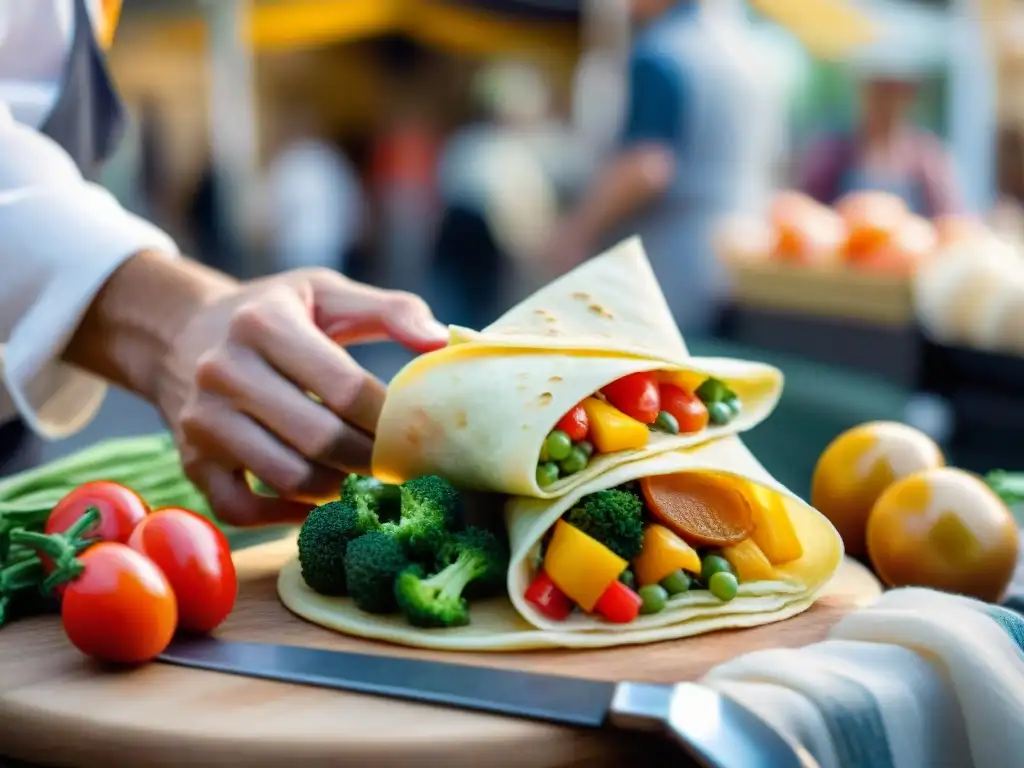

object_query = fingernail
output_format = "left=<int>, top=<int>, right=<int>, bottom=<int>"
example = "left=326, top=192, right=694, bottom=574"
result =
left=419, top=317, right=449, bottom=341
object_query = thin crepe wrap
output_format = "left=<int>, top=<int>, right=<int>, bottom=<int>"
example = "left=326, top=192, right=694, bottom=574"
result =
left=371, top=238, right=783, bottom=498
left=278, top=437, right=844, bottom=652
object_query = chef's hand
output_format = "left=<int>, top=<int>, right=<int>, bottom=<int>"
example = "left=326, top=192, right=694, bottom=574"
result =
left=156, top=268, right=448, bottom=526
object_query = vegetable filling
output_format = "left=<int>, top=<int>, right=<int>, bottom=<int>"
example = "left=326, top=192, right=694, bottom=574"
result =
left=536, top=374, right=742, bottom=488
left=525, top=473, right=803, bottom=625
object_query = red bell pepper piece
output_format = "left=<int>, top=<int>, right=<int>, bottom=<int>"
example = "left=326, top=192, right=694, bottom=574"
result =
left=602, top=372, right=661, bottom=424
left=555, top=403, right=590, bottom=442
left=594, top=579, right=642, bottom=624
left=524, top=570, right=573, bottom=621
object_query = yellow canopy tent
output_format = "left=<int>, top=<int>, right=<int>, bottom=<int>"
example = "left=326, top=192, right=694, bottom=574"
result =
left=149, top=0, right=578, bottom=58
left=144, top=0, right=876, bottom=59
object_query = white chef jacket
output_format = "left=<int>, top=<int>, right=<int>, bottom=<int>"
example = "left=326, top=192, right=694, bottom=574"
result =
left=0, top=0, right=179, bottom=439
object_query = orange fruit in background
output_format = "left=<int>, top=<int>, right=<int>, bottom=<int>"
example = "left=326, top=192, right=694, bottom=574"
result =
left=810, top=421, right=945, bottom=557
left=866, top=467, right=1019, bottom=602
left=854, top=214, right=938, bottom=277
left=836, top=191, right=909, bottom=262
left=769, top=190, right=846, bottom=265
left=933, top=214, right=987, bottom=247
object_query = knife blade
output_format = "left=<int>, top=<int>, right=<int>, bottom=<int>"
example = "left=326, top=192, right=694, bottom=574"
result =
left=159, top=636, right=801, bottom=768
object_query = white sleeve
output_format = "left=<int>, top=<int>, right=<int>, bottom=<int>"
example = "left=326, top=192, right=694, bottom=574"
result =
left=0, top=104, right=180, bottom=439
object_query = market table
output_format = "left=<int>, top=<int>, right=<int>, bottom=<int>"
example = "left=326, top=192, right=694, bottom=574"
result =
left=0, top=533, right=880, bottom=768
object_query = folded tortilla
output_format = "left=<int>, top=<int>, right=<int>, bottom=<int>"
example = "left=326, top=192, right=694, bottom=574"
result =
left=278, top=436, right=844, bottom=651
left=371, top=238, right=784, bottom=498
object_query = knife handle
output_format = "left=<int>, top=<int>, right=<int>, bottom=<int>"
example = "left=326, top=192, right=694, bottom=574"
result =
left=608, top=682, right=806, bottom=768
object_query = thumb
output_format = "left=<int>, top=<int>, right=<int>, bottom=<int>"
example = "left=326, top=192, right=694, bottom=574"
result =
left=310, top=272, right=449, bottom=353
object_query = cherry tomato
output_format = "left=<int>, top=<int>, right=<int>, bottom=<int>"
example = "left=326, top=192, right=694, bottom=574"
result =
left=658, top=384, right=710, bottom=434
left=46, top=481, right=149, bottom=546
left=61, top=542, right=177, bottom=665
left=593, top=579, right=642, bottom=624
left=43, top=481, right=150, bottom=592
left=128, top=508, right=237, bottom=634
left=524, top=570, right=573, bottom=620
left=602, top=373, right=660, bottom=424
left=555, top=404, right=589, bottom=442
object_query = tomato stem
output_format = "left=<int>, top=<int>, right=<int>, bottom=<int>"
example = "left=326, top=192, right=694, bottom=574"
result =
left=64, top=507, right=101, bottom=541
left=6, top=508, right=99, bottom=595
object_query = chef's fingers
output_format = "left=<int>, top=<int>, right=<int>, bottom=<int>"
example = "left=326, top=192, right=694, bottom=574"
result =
left=194, top=343, right=373, bottom=470
left=309, top=271, right=449, bottom=353
left=179, top=395, right=346, bottom=501
left=228, top=287, right=387, bottom=437
left=191, top=462, right=314, bottom=527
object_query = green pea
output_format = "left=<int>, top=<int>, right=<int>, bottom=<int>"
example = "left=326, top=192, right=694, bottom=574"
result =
left=724, top=396, right=742, bottom=417
left=576, top=440, right=595, bottom=457
left=709, top=571, right=739, bottom=602
left=654, top=410, right=680, bottom=435
left=638, top=584, right=669, bottom=615
left=559, top=446, right=590, bottom=476
left=536, top=462, right=560, bottom=488
left=695, top=378, right=730, bottom=405
left=708, top=401, right=733, bottom=426
left=544, top=430, right=573, bottom=461
left=701, top=554, right=734, bottom=584
left=619, top=570, right=636, bottom=590
left=660, top=570, right=691, bottom=595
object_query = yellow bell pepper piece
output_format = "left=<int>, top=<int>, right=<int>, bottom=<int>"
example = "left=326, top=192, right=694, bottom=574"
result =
left=581, top=397, right=650, bottom=454
left=721, top=538, right=777, bottom=582
left=745, top=482, right=804, bottom=564
left=632, top=524, right=702, bottom=586
left=543, top=520, right=627, bottom=611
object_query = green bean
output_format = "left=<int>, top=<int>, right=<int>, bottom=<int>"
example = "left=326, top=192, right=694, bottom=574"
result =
left=0, top=433, right=172, bottom=498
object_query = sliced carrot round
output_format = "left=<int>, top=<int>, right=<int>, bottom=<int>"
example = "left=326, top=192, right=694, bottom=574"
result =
left=639, top=474, right=754, bottom=547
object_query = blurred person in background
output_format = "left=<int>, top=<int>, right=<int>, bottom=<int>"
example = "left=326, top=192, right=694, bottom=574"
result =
left=368, top=104, right=441, bottom=294
left=0, top=0, right=448, bottom=526
left=262, top=105, right=366, bottom=276
left=796, top=21, right=963, bottom=218
left=990, top=126, right=1024, bottom=244
left=548, top=0, right=782, bottom=336
left=433, top=61, right=561, bottom=329
left=572, top=0, right=631, bottom=164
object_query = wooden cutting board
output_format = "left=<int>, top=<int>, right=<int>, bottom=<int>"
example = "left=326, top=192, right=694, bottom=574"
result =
left=0, top=534, right=881, bottom=768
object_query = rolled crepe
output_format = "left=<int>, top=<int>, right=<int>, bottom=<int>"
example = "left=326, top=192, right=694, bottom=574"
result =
left=371, top=238, right=784, bottom=498
left=278, top=437, right=844, bottom=652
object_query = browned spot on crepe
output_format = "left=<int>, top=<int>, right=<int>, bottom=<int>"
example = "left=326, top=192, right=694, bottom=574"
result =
left=537, top=392, right=553, bottom=406
left=406, top=408, right=442, bottom=449
left=571, top=291, right=591, bottom=301
left=453, top=410, right=468, bottom=429
left=588, top=303, right=613, bottom=319
left=549, top=376, right=563, bottom=383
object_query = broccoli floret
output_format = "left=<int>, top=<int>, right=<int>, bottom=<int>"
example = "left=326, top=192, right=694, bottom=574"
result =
left=384, top=475, right=463, bottom=562
left=297, top=499, right=381, bottom=595
left=394, top=527, right=509, bottom=628
left=402, top=474, right=461, bottom=522
left=344, top=531, right=410, bottom=614
left=436, top=526, right=509, bottom=598
left=564, top=489, right=645, bottom=559
left=341, top=473, right=401, bottom=522
left=393, top=565, right=469, bottom=628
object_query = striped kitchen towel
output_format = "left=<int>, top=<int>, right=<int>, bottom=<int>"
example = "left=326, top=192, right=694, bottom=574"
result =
left=702, top=588, right=1024, bottom=768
